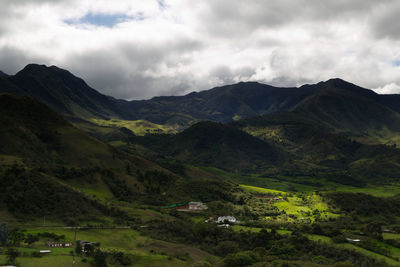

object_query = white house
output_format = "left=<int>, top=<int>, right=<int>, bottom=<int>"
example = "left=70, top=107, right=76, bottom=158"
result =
left=188, top=202, right=208, bottom=210
left=217, top=216, right=237, bottom=224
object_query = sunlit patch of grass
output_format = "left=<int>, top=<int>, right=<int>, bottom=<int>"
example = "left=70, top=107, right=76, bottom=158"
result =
left=239, top=184, right=286, bottom=195
left=90, top=118, right=178, bottom=136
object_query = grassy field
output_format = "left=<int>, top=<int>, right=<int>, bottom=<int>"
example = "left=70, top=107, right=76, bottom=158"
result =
left=0, top=255, right=91, bottom=267
left=334, top=184, right=400, bottom=197
left=240, top=184, right=286, bottom=195
left=9, top=227, right=215, bottom=266
left=90, top=118, right=178, bottom=135
left=238, top=184, right=339, bottom=223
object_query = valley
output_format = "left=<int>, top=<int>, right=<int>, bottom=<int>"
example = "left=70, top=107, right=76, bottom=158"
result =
left=1, top=65, right=400, bottom=266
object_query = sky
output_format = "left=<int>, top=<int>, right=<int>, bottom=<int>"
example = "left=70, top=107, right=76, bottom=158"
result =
left=0, top=0, right=400, bottom=100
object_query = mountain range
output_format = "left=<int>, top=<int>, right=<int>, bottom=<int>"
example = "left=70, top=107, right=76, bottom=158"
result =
left=2, top=64, right=400, bottom=129
left=1, top=63, right=400, bottom=185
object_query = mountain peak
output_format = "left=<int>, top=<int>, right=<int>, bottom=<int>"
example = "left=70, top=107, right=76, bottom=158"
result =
left=324, top=78, right=356, bottom=87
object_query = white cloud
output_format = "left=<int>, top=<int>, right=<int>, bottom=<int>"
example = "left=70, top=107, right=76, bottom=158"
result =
left=0, top=0, right=400, bottom=99
left=374, top=83, right=400, bottom=94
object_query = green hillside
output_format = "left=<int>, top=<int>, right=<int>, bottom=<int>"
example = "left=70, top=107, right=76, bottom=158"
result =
left=133, top=121, right=284, bottom=172
left=0, top=93, right=239, bottom=224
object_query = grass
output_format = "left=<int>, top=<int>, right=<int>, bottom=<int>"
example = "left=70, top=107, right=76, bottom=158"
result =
left=238, top=184, right=340, bottom=223
left=25, top=228, right=144, bottom=252
left=240, top=184, right=286, bottom=195
left=200, top=166, right=332, bottom=192
left=231, top=225, right=262, bottom=233
left=1, top=255, right=91, bottom=267
left=383, top=233, right=400, bottom=240
left=64, top=178, right=114, bottom=202
left=340, top=243, right=399, bottom=265
left=18, top=227, right=214, bottom=266
left=90, top=118, right=178, bottom=136
left=333, top=184, right=400, bottom=197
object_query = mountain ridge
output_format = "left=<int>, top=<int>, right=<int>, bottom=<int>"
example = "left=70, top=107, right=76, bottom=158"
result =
left=3, top=64, right=400, bottom=128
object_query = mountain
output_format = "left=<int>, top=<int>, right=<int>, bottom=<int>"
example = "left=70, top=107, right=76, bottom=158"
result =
left=1, top=64, right=127, bottom=120
left=122, top=81, right=317, bottom=125
left=129, top=78, right=400, bottom=181
left=291, top=79, right=400, bottom=136
left=133, top=121, right=282, bottom=172
left=2, top=64, right=400, bottom=133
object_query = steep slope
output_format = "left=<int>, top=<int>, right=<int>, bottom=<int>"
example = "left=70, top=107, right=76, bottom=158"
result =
left=124, top=82, right=317, bottom=125
left=0, top=93, right=130, bottom=168
left=1, top=64, right=126, bottom=120
left=133, top=121, right=283, bottom=172
left=291, top=79, right=400, bottom=144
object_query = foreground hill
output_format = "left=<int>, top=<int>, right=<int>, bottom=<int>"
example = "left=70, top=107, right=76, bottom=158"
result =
left=0, top=93, right=129, bottom=168
left=0, top=93, right=238, bottom=223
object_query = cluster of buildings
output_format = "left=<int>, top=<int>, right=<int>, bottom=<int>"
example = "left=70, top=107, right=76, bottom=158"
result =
left=46, top=242, right=72, bottom=247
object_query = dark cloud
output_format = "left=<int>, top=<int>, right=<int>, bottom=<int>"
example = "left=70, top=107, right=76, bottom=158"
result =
left=0, top=0, right=400, bottom=99
left=63, top=38, right=204, bottom=100
left=196, top=0, right=391, bottom=38
left=0, top=47, right=49, bottom=74
left=371, top=2, right=400, bottom=39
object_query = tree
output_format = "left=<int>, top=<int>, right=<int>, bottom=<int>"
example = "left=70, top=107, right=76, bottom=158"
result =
left=25, top=234, right=39, bottom=246
left=93, top=249, right=108, bottom=267
left=0, top=222, right=8, bottom=246
left=8, top=229, right=25, bottom=246
left=6, top=248, right=20, bottom=265
left=364, top=222, right=382, bottom=240
left=75, top=240, right=82, bottom=255
left=216, top=241, right=240, bottom=256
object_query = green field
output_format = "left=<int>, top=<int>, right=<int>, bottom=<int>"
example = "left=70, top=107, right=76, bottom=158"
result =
left=5, top=227, right=216, bottom=266
left=240, top=184, right=286, bottom=195
left=90, top=118, right=178, bottom=135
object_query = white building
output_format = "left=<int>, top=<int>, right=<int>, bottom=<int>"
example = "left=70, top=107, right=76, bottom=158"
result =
left=217, top=216, right=237, bottom=224
left=188, top=202, right=208, bottom=210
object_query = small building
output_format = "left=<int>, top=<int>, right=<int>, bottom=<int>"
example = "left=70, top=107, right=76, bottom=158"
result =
left=346, top=238, right=361, bottom=242
left=39, top=250, right=51, bottom=253
left=47, top=242, right=72, bottom=247
left=217, top=216, right=237, bottom=224
left=217, top=224, right=230, bottom=228
left=383, top=229, right=396, bottom=233
left=188, top=202, right=208, bottom=210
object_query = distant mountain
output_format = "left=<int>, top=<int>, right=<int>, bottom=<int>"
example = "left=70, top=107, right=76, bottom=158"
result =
left=2, top=64, right=400, bottom=132
left=123, top=81, right=317, bottom=125
left=291, top=79, right=400, bottom=141
left=0, top=64, right=127, bottom=120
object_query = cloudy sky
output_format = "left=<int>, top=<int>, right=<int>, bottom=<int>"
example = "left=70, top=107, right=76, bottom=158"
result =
left=0, top=0, right=400, bottom=99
